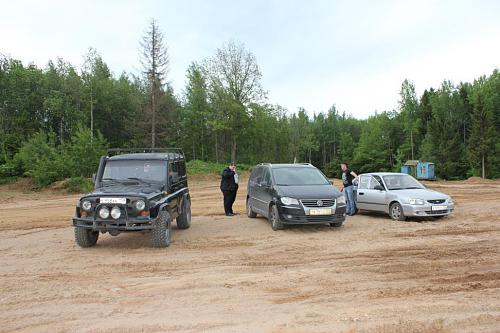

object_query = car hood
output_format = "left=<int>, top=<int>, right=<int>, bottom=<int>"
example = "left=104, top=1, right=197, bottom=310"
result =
left=390, top=188, right=449, bottom=200
left=276, top=184, right=342, bottom=199
left=87, top=183, right=163, bottom=197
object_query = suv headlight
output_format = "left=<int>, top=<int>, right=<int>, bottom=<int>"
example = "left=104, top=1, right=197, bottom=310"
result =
left=110, top=206, right=121, bottom=219
left=81, top=200, right=92, bottom=211
left=336, top=196, right=346, bottom=204
left=281, top=197, right=299, bottom=205
left=409, top=198, right=425, bottom=205
left=135, top=200, right=146, bottom=211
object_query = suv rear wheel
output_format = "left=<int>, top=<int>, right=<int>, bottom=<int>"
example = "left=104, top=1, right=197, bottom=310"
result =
left=152, top=210, right=172, bottom=247
left=269, top=204, right=284, bottom=231
left=74, top=227, right=99, bottom=247
left=176, top=198, right=192, bottom=229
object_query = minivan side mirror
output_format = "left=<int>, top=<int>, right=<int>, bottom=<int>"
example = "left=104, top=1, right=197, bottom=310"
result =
left=374, top=184, right=384, bottom=191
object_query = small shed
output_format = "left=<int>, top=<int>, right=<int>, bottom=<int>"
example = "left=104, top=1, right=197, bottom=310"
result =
left=416, top=162, right=435, bottom=180
left=401, top=160, right=435, bottom=180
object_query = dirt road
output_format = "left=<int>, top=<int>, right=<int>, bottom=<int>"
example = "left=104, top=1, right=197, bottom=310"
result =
left=1, top=177, right=499, bottom=333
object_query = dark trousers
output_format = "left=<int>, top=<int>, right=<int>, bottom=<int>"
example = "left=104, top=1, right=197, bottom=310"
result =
left=222, top=189, right=237, bottom=215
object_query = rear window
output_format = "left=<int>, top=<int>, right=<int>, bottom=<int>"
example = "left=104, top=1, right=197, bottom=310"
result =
left=273, top=167, right=330, bottom=186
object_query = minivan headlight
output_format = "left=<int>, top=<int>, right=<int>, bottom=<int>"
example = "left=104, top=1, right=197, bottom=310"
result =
left=281, top=197, right=299, bottom=205
left=409, top=198, right=425, bottom=205
left=336, top=196, right=346, bottom=204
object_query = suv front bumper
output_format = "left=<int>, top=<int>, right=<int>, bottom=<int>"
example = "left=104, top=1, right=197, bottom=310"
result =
left=73, top=216, right=155, bottom=231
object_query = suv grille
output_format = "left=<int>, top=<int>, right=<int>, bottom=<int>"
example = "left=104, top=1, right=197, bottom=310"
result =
left=427, top=199, right=446, bottom=204
left=300, top=199, right=335, bottom=207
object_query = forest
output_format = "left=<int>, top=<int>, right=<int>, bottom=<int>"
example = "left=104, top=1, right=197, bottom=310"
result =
left=1, top=20, right=499, bottom=188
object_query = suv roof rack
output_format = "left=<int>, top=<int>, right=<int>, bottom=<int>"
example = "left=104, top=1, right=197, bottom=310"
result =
left=107, top=147, right=185, bottom=159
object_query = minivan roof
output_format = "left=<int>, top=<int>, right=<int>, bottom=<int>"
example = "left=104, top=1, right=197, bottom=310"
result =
left=257, top=163, right=315, bottom=169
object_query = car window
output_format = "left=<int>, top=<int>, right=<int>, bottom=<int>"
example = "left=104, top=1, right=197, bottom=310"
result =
left=383, top=174, right=424, bottom=190
left=251, top=166, right=263, bottom=184
left=369, top=176, right=383, bottom=190
left=103, top=160, right=166, bottom=183
left=262, top=168, right=271, bottom=185
left=169, top=161, right=179, bottom=183
left=273, top=167, right=329, bottom=186
left=178, top=161, right=186, bottom=177
left=358, top=175, right=369, bottom=189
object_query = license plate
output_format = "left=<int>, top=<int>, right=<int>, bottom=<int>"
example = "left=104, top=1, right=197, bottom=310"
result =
left=100, top=197, right=126, bottom=204
left=309, top=208, right=332, bottom=215
left=431, top=205, right=447, bottom=211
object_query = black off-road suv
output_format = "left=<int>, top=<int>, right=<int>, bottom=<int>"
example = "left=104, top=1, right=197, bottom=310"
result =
left=72, top=148, right=191, bottom=248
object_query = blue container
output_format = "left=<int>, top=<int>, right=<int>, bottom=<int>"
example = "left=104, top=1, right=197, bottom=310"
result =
left=401, top=165, right=411, bottom=175
left=417, top=162, right=435, bottom=180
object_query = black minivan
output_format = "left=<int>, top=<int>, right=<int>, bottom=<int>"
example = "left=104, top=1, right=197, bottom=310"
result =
left=246, top=163, right=346, bottom=230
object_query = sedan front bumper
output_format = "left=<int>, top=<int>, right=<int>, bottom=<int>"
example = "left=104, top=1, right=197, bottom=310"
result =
left=402, top=203, right=454, bottom=217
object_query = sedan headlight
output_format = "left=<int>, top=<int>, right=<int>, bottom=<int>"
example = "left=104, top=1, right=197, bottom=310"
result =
left=135, top=200, right=146, bottom=211
left=409, top=198, right=425, bottom=205
left=281, top=197, right=299, bottom=205
left=447, top=198, right=454, bottom=204
left=110, top=206, right=121, bottom=219
left=336, top=196, right=346, bottom=204
left=99, top=207, right=110, bottom=219
left=81, top=200, right=92, bottom=211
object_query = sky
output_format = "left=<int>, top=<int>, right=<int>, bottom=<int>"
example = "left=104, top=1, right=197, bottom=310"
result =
left=1, top=0, right=499, bottom=118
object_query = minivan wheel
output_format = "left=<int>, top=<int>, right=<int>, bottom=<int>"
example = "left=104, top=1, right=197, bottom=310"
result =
left=390, top=202, right=407, bottom=221
left=246, top=199, right=257, bottom=218
left=269, top=205, right=284, bottom=231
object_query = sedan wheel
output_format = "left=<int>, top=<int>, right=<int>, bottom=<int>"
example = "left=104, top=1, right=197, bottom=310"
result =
left=390, top=202, right=407, bottom=221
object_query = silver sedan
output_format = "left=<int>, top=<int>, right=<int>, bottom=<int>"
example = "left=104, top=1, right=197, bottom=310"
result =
left=354, top=172, right=454, bottom=221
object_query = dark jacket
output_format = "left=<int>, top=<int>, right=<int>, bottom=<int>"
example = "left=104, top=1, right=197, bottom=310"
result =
left=220, top=167, right=238, bottom=192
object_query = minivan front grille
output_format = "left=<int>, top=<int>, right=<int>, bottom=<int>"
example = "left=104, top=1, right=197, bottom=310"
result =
left=427, top=199, right=446, bottom=204
left=300, top=199, right=335, bottom=207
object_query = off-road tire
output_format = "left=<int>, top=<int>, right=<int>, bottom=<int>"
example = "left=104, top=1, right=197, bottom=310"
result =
left=329, top=222, right=343, bottom=227
left=74, top=227, right=99, bottom=248
left=246, top=198, right=257, bottom=218
left=152, top=210, right=172, bottom=248
left=269, top=204, right=284, bottom=231
left=390, top=202, right=407, bottom=221
left=176, top=198, right=192, bottom=229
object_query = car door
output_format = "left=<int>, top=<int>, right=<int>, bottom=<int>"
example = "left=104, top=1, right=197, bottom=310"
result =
left=360, top=175, right=387, bottom=212
left=356, top=175, right=370, bottom=210
left=258, top=167, right=273, bottom=216
left=248, top=166, right=265, bottom=215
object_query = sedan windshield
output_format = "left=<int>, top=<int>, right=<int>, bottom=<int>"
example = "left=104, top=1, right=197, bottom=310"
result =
left=102, top=160, right=166, bottom=183
left=273, top=167, right=330, bottom=186
left=383, top=174, right=424, bottom=190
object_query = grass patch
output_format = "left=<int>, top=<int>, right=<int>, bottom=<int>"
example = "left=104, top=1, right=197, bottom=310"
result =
left=186, top=160, right=253, bottom=176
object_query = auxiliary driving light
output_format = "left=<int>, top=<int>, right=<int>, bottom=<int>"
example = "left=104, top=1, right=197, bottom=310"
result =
left=99, top=207, right=110, bottom=219
left=110, top=206, right=121, bottom=219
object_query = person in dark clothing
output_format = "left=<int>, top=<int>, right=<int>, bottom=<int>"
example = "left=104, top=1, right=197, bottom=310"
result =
left=341, top=162, right=358, bottom=216
left=220, top=162, right=239, bottom=216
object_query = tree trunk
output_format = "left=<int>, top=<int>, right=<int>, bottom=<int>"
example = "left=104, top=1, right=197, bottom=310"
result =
left=482, top=153, right=485, bottom=179
left=90, top=87, right=93, bottom=142
left=410, top=131, right=414, bottom=160
left=215, top=135, right=219, bottom=164
left=151, top=89, right=156, bottom=148
left=231, top=135, right=237, bottom=163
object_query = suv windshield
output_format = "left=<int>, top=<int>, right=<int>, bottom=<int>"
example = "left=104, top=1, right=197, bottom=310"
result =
left=383, top=174, right=424, bottom=190
left=102, top=160, right=166, bottom=183
left=273, top=167, right=330, bottom=186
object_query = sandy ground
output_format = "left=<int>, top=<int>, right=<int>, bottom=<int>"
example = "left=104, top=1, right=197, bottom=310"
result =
left=0, top=176, right=499, bottom=333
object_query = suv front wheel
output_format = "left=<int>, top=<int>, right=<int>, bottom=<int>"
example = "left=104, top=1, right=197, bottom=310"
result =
left=74, top=227, right=99, bottom=247
left=152, top=210, right=172, bottom=247
left=269, top=204, right=284, bottom=231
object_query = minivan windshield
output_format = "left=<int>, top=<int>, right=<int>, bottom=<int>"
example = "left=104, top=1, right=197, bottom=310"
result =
left=382, top=174, right=424, bottom=190
left=102, top=160, right=166, bottom=183
left=273, top=167, right=330, bottom=186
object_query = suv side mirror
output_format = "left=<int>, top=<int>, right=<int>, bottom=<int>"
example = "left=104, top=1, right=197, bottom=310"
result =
left=374, top=184, right=384, bottom=191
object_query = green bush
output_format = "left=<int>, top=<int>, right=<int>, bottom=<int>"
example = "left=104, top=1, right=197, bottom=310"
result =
left=65, top=176, right=94, bottom=193
left=64, top=126, right=107, bottom=178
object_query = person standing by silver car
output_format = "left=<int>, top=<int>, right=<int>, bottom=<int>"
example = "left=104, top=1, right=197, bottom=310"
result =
left=341, top=162, right=358, bottom=215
